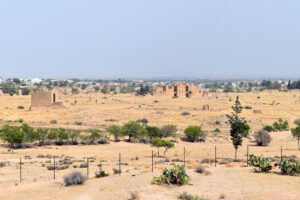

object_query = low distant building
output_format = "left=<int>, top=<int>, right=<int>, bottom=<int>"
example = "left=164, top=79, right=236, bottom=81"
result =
left=155, top=83, right=207, bottom=97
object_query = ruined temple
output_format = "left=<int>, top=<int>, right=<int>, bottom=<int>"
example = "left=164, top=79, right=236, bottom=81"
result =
left=155, top=83, right=207, bottom=97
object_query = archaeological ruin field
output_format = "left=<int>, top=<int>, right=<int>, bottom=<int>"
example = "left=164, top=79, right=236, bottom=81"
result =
left=0, top=91, right=300, bottom=200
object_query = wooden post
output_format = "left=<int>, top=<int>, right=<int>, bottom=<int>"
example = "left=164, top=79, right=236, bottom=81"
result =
left=19, top=158, right=22, bottom=182
left=247, top=145, right=249, bottom=167
left=215, top=145, right=217, bottom=167
left=119, top=153, right=121, bottom=175
left=183, top=147, right=186, bottom=168
left=152, top=150, right=154, bottom=173
left=53, top=156, right=56, bottom=180
left=87, top=157, right=89, bottom=179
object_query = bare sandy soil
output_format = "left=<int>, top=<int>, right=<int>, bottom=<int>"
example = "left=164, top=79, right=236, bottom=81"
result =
left=0, top=91, right=300, bottom=131
left=0, top=92, right=300, bottom=200
left=0, top=132, right=299, bottom=200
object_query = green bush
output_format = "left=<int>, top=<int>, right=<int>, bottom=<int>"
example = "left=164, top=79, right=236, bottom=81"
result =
left=184, top=126, right=203, bottom=142
left=50, top=120, right=57, bottom=124
left=178, top=192, right=205, bottom=200
left=17, top=106, right=24, bottom=109
left=244, top=106, right=252, bottom=109
left=262, top=125, right=273, bottom=132
left=278, top=158, right=300, bottom=176
left=152, top=165, right=189, bottom=185
left=248, top=154, right=272, bottom=172
left=74, top=121, right=83, bottom=126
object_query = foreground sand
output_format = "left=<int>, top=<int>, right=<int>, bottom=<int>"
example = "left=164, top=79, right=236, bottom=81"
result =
left=1, top=132, right=299, bottom=200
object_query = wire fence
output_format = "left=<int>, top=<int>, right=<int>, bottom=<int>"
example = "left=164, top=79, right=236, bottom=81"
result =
left=1, top=144, right=299, bottom=184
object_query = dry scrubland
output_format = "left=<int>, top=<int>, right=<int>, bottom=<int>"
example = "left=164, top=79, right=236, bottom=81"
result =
left=0, top=92, right=300, bottom=200
left=1, top=91, right=300, bottom=131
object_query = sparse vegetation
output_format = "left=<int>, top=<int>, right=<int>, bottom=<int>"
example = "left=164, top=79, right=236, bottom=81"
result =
left=63, top=171, right=86, bottom=186
left=152, top=165, right=189, bottom=185
left=184, top=126, right=204, bottom=142
left=278, top=158, right=300, bottom=176
left=254, top=130, right=272, bottom=146
left=248, top=154, right=272, bottom=172
left=178, top=192, right=204, bottom=200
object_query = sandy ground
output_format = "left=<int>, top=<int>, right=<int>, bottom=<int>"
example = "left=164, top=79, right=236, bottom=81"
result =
left=0, top=132, right=299, bottom=200
left=0, top=91, right=300, bottom=131
left=0, top=92, right=300, bottom=199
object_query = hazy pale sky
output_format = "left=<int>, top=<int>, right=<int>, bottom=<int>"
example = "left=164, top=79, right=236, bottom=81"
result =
left=0, top=0, right=299, bottom=78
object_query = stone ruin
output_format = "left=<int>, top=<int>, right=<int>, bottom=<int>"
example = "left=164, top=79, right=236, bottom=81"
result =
left=31, top=91, right=63, bottom=110
left=155, top=83, right=208, bottom=98
left=202, top=104, right=210, bottom=111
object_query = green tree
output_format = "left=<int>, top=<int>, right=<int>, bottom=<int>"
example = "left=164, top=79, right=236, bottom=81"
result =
left=151, top=138, right=174, bottom=157
left=88, top=129, right=101, bottom=144
left=226, top=96, right=250, bottom=161
left=294, top=118, right=300, bottom=126
left=21, top=88, right=30, bottom=95
left=107, top=125, right=122, bottom=142
left=57, top=128, right=69, bottom=144
left=35, top=128, right=49, bottom=145
left=47, top=128, right=59, bottom=143
left=152, top=138, right=162, bottom=157
left=21, top=124, right=36, bottom=143
left=0, top=125, right=25, bottom=148
left=184, top=126, right=203, bottom=142
left=71, top=88, right=79, bottom=94
left=291, top=127, right=300, bottom=150
left=146, top=126, right=160, bottom=142
left=68, top=130, right=81, bottom=144
left=122, top=121, right=146, bottom=142
left=159, top=125, right=177, bottom=139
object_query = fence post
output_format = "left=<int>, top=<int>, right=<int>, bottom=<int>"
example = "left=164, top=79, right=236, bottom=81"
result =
left=215, top=145, right=217, bottom=167
left=247, top=145, right=249, bottom=167
left=87, top=157, right=89, bottom=179
left=119, top=153, right=121, bottom=175
left=19, top=158, right=22, bottom=182
left=152, top=150, right=154, bottom=173
left=183, top=147, right=185, bottom=168
left=53, top=156, right=56, bottom=180
left=281, top=146, right=283, bottom=161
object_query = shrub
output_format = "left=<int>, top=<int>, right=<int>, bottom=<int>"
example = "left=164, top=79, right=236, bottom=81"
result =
left=278, top=158, right=300, bottom=176
left=181, top=112, right=190, bottom=116
left=50, top=120, right=57, bottom=124
left=184, top=126, right=203, bottom=142
left=63, top=171, right=86, bottom=186
left=178, top=192, right=206, bottom=200
left=213, top=128, right=221, bottom=133
left=244, top=106, right=252, bottom=109
left=74, top=121, right=83, bottom=126
left=194, top=164, right=206, bottom=174
left=254, top=130, right=271, bottom=146
left=17, top=106, right=24, bottom=109
left=262, top=125, right=273, bottom=132
left=137, top=118, right=149, bottom=124
left=248, top=154, right=272, bottom=172
left=95, top=163, right=109, bottom=178
left=294, top=118, right=300, bottom=126
left=152, top=165, right=189, bottom=185
left=113, top=168, right=121, bottom=174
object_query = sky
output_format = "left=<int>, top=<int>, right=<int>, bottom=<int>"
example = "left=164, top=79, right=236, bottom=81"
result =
left=0, top=0, right=300, bottom=79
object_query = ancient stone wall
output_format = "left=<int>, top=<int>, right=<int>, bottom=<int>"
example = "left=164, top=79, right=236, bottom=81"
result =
left=31, top=92, right=55, bottom=107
